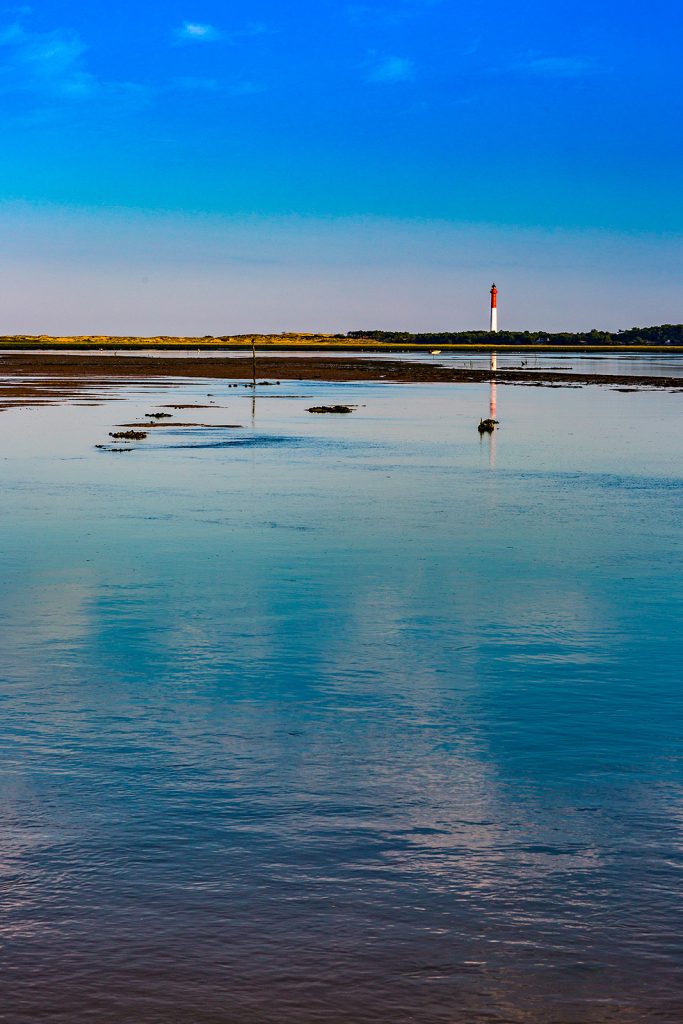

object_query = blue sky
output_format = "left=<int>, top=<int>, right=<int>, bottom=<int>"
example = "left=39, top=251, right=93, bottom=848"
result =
left=0, top=1, right=681, bottom=333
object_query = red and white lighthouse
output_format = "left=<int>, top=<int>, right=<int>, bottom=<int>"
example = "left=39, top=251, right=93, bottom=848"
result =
left=490, top=283, right=498, bottom=333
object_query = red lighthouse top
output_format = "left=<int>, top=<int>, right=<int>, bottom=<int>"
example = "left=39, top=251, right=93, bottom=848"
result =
left=490, top=283, right=498, bottom=308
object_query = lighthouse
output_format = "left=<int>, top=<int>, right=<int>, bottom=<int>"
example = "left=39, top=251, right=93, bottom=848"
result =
left=490, top=283, right=498, bottom=333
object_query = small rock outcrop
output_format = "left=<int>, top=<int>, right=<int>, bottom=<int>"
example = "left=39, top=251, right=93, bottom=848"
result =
left=307, top=405, right=355, bottom=414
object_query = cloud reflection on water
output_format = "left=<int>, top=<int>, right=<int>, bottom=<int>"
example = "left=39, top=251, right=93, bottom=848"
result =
left=0, top=371, right=682, bottom=1019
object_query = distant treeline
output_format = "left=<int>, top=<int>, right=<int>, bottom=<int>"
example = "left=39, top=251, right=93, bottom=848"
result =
left=346, top=325, right=683, bottom=346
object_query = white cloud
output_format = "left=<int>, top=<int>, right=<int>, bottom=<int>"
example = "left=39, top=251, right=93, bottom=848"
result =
left=174, top=20, right=269, bottom=46
left=366, top=55, right=415, bottom=84
left=175, top=21, right=221, bottom=42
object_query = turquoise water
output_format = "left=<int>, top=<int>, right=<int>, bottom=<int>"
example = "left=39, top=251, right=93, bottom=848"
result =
left=1, top=374, right=682, bottom=1022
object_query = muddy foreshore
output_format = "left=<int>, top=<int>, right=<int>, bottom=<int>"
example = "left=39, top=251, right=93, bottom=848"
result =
left=1, top=353, right=682, bottom=409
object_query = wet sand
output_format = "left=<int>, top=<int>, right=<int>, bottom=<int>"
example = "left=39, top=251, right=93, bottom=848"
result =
left=1, top=352, right=682, bottom=410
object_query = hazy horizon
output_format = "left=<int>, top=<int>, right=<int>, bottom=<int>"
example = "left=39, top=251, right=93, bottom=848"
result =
left=0, top=2, right=680, bottom=334
left=1, top=202, right=681, bottom=337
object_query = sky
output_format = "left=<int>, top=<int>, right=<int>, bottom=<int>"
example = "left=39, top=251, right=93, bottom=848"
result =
left=0, top=0, right=681, bottom=334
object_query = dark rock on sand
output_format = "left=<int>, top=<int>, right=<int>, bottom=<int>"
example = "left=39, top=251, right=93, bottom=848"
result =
left=307, top=405, right=355, bottom=414
left=109, top=430, right=148, bottom=440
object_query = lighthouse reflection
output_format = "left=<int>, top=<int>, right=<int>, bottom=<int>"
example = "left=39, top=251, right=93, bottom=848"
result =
left=487, top=351, right=497, bottom=469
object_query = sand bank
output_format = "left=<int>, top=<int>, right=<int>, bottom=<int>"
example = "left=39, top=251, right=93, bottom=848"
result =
left=1, top=352, right=682, bottom=410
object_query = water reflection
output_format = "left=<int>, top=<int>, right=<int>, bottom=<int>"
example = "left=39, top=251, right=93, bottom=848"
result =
left=478, top=352, right=498, bottom=468
left=0, top=377, right=682, bottom=1021
left=489, top=352, right=498, bottom=468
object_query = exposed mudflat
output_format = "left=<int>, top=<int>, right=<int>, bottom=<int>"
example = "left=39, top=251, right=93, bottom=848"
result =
left=0, top=352, right=682, bottom=409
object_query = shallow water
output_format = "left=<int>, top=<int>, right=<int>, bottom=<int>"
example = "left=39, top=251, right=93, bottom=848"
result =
left=1, top=376, right=683, bottom=1022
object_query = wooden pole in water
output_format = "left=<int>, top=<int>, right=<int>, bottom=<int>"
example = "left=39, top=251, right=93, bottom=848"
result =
left=251, top=337, right=257, bottom=425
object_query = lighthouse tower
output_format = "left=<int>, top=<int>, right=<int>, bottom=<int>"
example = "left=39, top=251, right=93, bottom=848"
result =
left=490, top=283, right=498, bottom=333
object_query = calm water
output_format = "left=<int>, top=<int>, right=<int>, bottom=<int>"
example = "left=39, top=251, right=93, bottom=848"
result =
left=1, top=369, right=683, bottom=1022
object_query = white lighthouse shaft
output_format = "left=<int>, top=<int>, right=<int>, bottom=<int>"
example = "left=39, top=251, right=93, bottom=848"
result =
left=489, top=283, right=499, bottom=333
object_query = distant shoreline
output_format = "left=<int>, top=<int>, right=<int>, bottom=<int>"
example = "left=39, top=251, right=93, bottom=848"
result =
left=1, top=335, right=683, bottom=354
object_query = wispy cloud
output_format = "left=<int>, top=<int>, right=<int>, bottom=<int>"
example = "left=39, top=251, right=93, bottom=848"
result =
left=175, top=21, right=221, bottom=43
left=171, top=76, right=265, bottom=96
left=517, top=55, right=606, bottom=78
left=229, top=80, right=266, bottom=96
left=347, top=4, right=407, bottom=28
left=172, top=75, right=220, bottom=92
left=174, top=20, right=269, bottom=45
left=347, top=1, right=442, bottom=29
left=366, top=55, right=415, bottom=84
left=0, top=16, right=149, bottom=120
left=0, top=21, right=97, bottom=97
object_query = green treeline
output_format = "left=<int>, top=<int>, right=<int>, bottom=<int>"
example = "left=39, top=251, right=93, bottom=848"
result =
left=346, top=324, right=683, bottom=346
